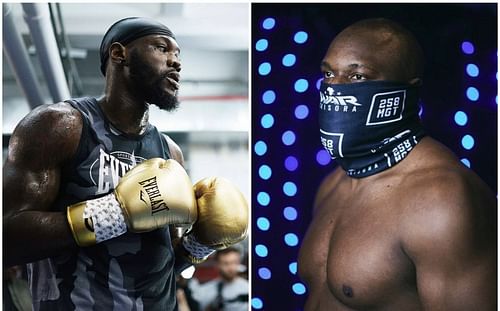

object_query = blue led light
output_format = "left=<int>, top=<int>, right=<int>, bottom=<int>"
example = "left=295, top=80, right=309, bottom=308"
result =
left=316, top=149, right=331, bottom=166
left=289, top=262, right=297, bottom=275
left=461, top=41, right=474, bottom=54
left=282, top=53, right=296, bottom=67
left=294, top=104, right=309, bottom=119
left=466, top=64, right=479, bottom=77
left=255, top=39, right=268, bottom=52
left=294, top=31, right=308, bottom=44
left=282, top=130, right=296, bottom=146
left=262, top=90, right=276, bottom=104
left=284, top=233, right=299, bottom=246
left=283, top=206, right=298, bottom=221
left=292, top=283, right=307, bottom=295
left=454, top=111, right=468, bottom=126
left=251, top=298, right=263, bottom=309
left=257, top=192, right=270, bottom=206
left=259, top=165, right=272, bottom=180
left=251, top=297, right=263, bottom=309
left=419, top=105, right=424, bottom=118
left=257, top=217, right=270, bottom=231
left=258, top=267, right=272, bottom=280
left=461, top=134, right=475, bottom=150
left=261, top=114, right=274, bottom=128
left=262, top=17, right=275, bottom=30
left=284, top=156, right=298, bottom=171
left=294, top=79, right=309, bottom=93
left=255, top=244, right=269, bottom=257
left=258, top=62, right=271, bottom=76
left=316, top=77, right=323, bottom=90
left=461, top=158, right=471, bottom=168
left=283, top=182, right=297, bottom=196
left=254, top=140, right=267, bottom=156
left=466, top=87, right=479, bottom=101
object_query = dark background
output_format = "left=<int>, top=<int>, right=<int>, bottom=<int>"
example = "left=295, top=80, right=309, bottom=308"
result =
left=251, top=3, right=497, bottom=311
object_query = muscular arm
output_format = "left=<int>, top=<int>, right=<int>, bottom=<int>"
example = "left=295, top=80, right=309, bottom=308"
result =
left=4, top=103, right=82, bottom=267
left=401, top=173, right=497, bottom=310
left=162, top=133, right=192, bottom=274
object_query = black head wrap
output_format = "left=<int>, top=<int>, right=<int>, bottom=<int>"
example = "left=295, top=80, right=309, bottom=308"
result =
left=99, top=17, right=175, bottom=76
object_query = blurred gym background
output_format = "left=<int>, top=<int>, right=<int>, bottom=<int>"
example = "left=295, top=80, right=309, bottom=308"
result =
left=3, top=3, right=249, bottom=311
left=251, top=3, right=497, bottom=310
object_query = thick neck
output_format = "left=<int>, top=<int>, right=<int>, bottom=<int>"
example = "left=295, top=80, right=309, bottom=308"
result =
left=99, top=74, right=150, bottom=136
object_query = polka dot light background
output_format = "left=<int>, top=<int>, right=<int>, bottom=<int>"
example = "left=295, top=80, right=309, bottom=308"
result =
left=252, top=4, right=497, bottom=310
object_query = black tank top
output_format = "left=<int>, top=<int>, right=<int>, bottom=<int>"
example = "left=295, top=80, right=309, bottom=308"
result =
left=27, top=97, right=178, bottom=311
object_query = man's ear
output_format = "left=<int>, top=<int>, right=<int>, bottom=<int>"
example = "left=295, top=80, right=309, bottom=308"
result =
left=109, top=42, right=128, bottom=65
left=408, top=77, right=422, bottom=86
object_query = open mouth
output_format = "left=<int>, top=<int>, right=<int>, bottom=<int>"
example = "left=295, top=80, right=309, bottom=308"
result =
left=165, top=72, right=180, bottom=90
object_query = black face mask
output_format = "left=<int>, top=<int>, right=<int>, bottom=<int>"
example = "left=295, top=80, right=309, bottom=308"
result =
left=318, top=80, right=426, bottom=178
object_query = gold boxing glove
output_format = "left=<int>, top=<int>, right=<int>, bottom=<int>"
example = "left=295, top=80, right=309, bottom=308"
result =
left=67, top=158, right=197, bottom=246
left=182, top=177, right=248, bottom=263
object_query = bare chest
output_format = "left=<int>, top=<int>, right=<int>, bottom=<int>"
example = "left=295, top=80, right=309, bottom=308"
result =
left=298, top=189, right=416, bottom=310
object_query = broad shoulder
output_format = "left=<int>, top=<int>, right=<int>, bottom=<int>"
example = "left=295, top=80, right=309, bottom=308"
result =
left=162, top=133, right=184, bottom=166
left=399, top=164, right=495, bottom=260
left=7, top=102, right=83, bottom=168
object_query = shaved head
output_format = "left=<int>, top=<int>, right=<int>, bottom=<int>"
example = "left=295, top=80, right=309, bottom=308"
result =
left=322, top=18, right=424, bottom=84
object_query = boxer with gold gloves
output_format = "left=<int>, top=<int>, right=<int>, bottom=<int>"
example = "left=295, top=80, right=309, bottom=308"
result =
left=3, top=17, right=247, bottom=311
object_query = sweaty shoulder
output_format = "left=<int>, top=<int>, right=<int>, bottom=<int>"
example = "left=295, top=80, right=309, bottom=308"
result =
left=8, top=102, right=83, bottom=169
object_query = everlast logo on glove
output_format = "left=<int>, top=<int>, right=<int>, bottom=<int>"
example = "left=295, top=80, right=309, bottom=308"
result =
left=138, top=176, right=169, bottom=214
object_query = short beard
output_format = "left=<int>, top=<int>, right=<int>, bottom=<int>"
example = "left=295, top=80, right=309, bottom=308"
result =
left=128, top=51, right=179, bottom=112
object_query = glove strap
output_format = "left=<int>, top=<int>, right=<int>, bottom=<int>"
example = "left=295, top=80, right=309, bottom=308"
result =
left=84, top=193, right=127, bottom=243
left=182, top=234, right=215, bottom=264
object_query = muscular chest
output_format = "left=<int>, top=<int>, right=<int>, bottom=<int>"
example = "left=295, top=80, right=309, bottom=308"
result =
left=299, top=186, right=415, bottom=309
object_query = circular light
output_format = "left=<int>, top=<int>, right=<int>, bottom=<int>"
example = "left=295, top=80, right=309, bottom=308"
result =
left=257, top=217, right=270, bottom=231
left=289, top=262, right=298, bottom=275
left=294, top=79, right=309, bottom=93
left=257, top=192, right=270, bottom=206
left=282, top=130, right=296, bottom=146
left=461, top=158, right=471, bottom=168
left=282, top=53, right=296, bottom=67
left=255, top=39, right=268, bottom=52
left=294, top=105, right=309, bottom=119
left=316, top=77, right=323, bottom=90
left=261, top=114, right=274, bottom=128
left=255, top=244, right=268, bottom=257
left=294, top=31, right=308, bottom=44
left=252, top=298, right=263, bottom=309
left=283, top=181, right=297, bottom=196
left=259, top=164, right=272, bottom=180
left=284, top=156, right=298, bottom=171
left=262, top=17, right=275, bottom=30
left=454, top=111, right=468, bottom=126
left=283, top=206, right=298, bottom=221
left=466, top=87, right=479, bottom=101
left=461, top=134, right=475, bottom=150
left=466, top=64, right=479, bottom=77
left=292, top=283, right=307, bottom=295
left=284, top=233, right=299, bottom=246
left=258, top=267, right=272, bottom=280
left=254, top=140, right=267, bottom=156
left=461, top=41, right=474, bottom=54
left=316, top=149, right=331, bottom=166
left=262, top=90, right=276, bottom=104
left=258, top=62, right=271, bottom=76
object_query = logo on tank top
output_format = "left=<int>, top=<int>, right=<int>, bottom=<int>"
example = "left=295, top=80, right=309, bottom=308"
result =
left=90, top=148, right=146, bottom=195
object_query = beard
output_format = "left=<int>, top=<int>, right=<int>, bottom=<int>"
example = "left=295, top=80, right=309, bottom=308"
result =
left=128, top=51, right=179, bottom=112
